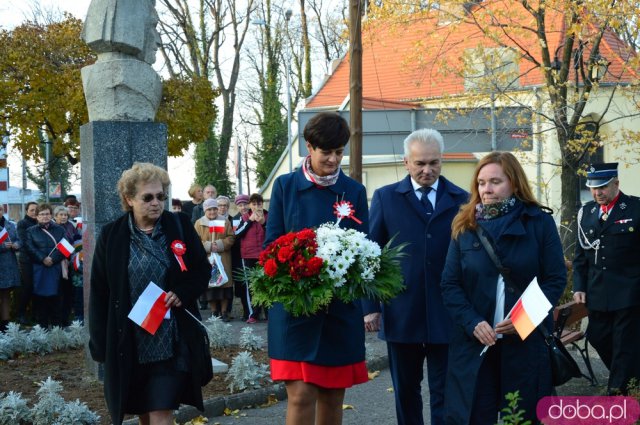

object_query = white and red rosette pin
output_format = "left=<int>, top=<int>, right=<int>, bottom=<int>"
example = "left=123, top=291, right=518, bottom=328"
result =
left=171, top=240, right=188, bottom=271
left=333, top=200, right=363, bottom=225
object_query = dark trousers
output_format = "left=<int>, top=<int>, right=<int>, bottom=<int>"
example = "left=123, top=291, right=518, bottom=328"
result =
left=59, top=277, right=74, bottom=326
left=233, top=265, right=250, bottom=320
left=72, top=286, right=84, bottom=323
left=588, top=306, right=640, bottom=394
left=16, top=260, right=34, bottom=320
left=33, top=294, right=62, bottom=328
left=387, top=341, right=447, bottom=425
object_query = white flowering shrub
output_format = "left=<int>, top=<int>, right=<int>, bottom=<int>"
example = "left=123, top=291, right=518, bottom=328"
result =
left=204, top=316, right=232, bottom=349
left=226, top=351, right=270, bottom=393
left=54, top=400, right=100, bottom=425
left=0, top=391, right=32, bottom=424
left=238, top=327, right=264, bottom=351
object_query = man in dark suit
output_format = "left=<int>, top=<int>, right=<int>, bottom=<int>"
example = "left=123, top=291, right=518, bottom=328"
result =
left=363, top=128, right=468, bottom=425
left=573, top=162, right=640, bottom=394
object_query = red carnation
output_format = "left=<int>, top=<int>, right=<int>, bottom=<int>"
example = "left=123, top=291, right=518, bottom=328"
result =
left=264, top=258, right=278, bottom=277
left=277, top=245, right=295, bottom=263
left=297, top=228, right=315, bottom=241
left=306, top=256, right=324, bottom=275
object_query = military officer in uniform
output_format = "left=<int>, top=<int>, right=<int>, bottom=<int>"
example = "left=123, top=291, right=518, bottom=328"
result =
left=573, top=162, right=640, bottom=394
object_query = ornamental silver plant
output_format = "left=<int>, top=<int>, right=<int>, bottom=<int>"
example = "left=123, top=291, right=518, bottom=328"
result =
left=31, top=378, right=65, bottom=425
left=26, top=326, right=52, bottom=356
left=0, top=337, right=15, bottom=361
left=204, top=316, right=232, bottom=349
left=0, top=391, right=32, bottom=425
left=238, top=327, right=264, bottom=351
left=2, top=322, right=28, bottom=355
left=47, top=327, right=71, bottom=351
left=54, top=400, right=100, bottom=425
left=65, top=321, right=86, bottom=347
left=226, top=351, right=270, bottom=393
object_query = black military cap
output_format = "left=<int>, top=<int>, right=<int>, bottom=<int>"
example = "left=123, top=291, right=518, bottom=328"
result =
left=586, top=162, right=618, bottom=188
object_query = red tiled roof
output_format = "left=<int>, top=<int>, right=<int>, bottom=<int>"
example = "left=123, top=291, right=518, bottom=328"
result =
left=306, top=3, right=638, bottom=109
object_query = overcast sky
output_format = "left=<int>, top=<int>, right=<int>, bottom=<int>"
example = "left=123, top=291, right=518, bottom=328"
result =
left=0, top=0, right=200, bottom=199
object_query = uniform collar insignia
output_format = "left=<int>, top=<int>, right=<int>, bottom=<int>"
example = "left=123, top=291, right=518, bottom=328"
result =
left=620, top=202, right=627, bottom=210
left=589, top=166, right=595, bottom=173
left=590, top=206, right=597, bottom=214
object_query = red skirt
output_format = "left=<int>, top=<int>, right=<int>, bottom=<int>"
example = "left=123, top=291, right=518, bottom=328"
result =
left=270, top=359, right=369, bottom=389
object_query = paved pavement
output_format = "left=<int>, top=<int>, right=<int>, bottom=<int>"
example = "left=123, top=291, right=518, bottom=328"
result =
left=129, top=309, right=610, bottom=425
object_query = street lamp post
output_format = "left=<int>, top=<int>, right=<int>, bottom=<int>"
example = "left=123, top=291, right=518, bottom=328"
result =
left=285, top=9, right=293, bottom=173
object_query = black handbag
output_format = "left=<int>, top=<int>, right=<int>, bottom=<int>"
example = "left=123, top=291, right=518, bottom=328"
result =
left=475, top=225, right=581, bottom=386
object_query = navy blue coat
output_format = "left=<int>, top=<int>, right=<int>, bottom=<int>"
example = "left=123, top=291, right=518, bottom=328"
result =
left=363, top=175, right=468, bottom=344
left=440, top=204, right=567, bottom=424
left=265, top=168, right=369, bottom=366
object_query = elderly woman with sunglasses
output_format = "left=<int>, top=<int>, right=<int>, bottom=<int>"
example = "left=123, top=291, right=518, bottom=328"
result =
left=89, top=163, right=211, bottom=425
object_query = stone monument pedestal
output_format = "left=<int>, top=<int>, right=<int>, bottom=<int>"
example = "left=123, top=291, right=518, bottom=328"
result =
left=80, top=121, right=167, bottom=376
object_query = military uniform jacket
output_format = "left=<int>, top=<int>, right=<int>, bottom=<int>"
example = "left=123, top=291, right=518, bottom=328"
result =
left=573, top=192, right=640, bottom=311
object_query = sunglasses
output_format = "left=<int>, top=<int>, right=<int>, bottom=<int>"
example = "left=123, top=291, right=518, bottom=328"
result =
left=139, top=192, right=168, bottom=203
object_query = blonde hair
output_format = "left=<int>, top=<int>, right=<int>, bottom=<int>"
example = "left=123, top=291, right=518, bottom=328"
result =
left=451, top=152, right=545, bottom=239
left=117, top=162, right=171, bottom=212
left=188, top=183, right=202, bottom=198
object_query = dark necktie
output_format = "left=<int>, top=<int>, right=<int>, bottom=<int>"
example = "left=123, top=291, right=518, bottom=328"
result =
left=419, top=186, right=434, bottom=217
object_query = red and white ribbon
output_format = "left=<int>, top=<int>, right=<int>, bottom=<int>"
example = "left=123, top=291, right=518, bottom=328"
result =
left=171, top=240, right=188, bottom=271
left=333, top=200, right=363, bottom=225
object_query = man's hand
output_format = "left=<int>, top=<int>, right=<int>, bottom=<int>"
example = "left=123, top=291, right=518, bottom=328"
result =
left=364, top=312, right=381, bottom=332
left=473, top=320, right=498, bottom=346
left=573, top=291, right=586, bottom=304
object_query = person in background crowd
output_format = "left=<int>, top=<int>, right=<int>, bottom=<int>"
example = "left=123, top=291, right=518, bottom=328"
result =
left=573, top=162, right=640, bottom=394
left=70, top=234, right=84, bottom=323
left=194, top=198, right=235, bottom=321
left=0, top=205, right=21, bottom=332
left=231, top=194, right=251, bottom=321
left=364, top=128, right=468, bottom=425
left=89, top=162, right=211, bottom=425
left=265, top=112, right=369, bottom=424
left=64, top=199, right=83, bottom=234
left=181, top=183, right=203, bottom=219
left=236, top=193, right=268, bottom=323
left=441, top=152, right=566, bottom=424
left=25, top=203, right=66, bottom=328
left=16, top=201, right=38, bottom=325
left=215, top=196, right=235, bottom=318
left=171, top=198, right=182, bottom=213
left=53, top=206, right=78, bottom=326
left=191, top=185, right=217, bottom=224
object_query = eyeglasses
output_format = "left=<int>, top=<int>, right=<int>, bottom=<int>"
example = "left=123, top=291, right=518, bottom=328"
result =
left=139, top=193, right=168, bottom=203
left=37, top=212, right=51, bottom=217
left=217, top=203, right=229, bottom=208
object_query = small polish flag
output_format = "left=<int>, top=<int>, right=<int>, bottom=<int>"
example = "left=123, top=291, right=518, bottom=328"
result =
left=232, top=219, right=240, bottom=231
left=128, top=282, right=170, bottom=335
left=0, top=227, right=8, bottom=244
left=74, top=217, right=83, bottom=230
left=72, top=253, right=82, bottom=271
left=508, top=277, right=553, bottom=340
left=209, top=219, right=226, bottom=234
left=56, top=239, right=75, bottom=258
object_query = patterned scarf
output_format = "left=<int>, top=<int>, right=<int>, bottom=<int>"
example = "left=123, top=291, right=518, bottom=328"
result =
left=302, top=155, right=340, bottom=187
left=475, top=195, right=518, bottom=221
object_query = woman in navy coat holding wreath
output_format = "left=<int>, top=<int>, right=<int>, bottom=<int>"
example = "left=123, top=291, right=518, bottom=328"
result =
left=265, top=112, right=369, bottom=424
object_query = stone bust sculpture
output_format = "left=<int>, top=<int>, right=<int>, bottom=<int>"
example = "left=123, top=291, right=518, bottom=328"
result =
left=81, top=0, right=162, bottom=121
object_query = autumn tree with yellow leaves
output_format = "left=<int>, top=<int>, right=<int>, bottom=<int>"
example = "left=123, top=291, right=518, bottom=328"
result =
left=366, top=0, right=640, bottom=257
left=0, top=15, right=216, bottom=183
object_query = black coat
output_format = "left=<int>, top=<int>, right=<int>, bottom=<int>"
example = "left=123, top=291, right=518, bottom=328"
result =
left=89, top=211, right=211, bottom=424
left=573, top=192, right=640, bottom=311
left=17, top=216, right=37, bottom=264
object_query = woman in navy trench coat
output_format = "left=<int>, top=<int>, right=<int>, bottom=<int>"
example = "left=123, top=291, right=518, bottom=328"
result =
left=265, top=112, right=369, bottom=424
left=440, top=152, right=566, bottom=424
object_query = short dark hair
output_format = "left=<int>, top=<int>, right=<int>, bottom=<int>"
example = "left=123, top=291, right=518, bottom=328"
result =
left=171, top=198, right=182, bottom=207
left=64, top=199, right=80, bottom=207
left=26, top=201, right=38, bottom=210
left=36, top=203, right=53, bottom=215
left=249, top=193, right=263, bottom=204
left=303, top=112, right=350, bottom=150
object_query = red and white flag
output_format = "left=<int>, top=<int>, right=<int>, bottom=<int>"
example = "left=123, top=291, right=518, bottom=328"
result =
left=72, top=253, right=82, bottom=271
left=507, top=277, right=553, bottom=340
left=0, top=227, right=8, bottom=244
left=209, top=219, right=226, bottom=234
left=128, top=282, right=170, bottom=335
left=56, top=239, right=75, bottom=258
